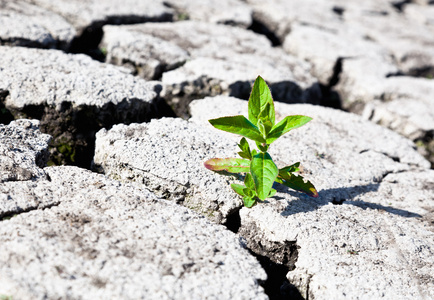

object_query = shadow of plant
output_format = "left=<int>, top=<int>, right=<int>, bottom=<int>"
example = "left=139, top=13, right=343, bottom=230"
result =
left=276, top=183, right=422, bottom=218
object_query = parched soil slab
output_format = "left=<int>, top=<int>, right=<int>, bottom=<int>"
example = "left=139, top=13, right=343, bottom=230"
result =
left=0, top=166, right=267, bottom=299
left=0, top=0, right=75, bottom=49
left=101, top=25, right=189, bottom=80
left=23, top=0, right=174, bottom=34
left=0, top=119, right=51, bottom=184
left=93, top=117, right=244, bottom=224
left=0, top=46, right=167, bottom=167
left=163, top=0, right=252, bottom=27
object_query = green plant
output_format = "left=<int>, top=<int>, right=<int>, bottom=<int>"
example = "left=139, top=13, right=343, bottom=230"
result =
left=204, top=76, right=318, bottom=208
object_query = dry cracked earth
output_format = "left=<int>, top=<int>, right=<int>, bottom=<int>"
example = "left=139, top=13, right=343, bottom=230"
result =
left=0, top=1, right=433, bottom=299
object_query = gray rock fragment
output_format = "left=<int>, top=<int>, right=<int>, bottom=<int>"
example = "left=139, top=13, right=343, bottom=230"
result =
left=0, top=0, right=75, bottom=49
left=93, top=118, right=244, bottom=224
left=241, top=193, right=434, bottom=300
left=0, top=46, right=163, bottom=166
left=25, top=0, right=173, bottom=34
left=245, top=0, right=342, bottom=42
left=404, top=3, right=434, bottom=27
left=283, top=23, right=396, bottom=85
left=344, top=7, right=434, bottom=77
left=0, top=119, right=51, bottom=183
left=162, top=56, right=321, bottom=118
left=362, top=78, right=434, bottom=141
left=164, top=0, right=252, bottom=27
left=336, top=61, right=434, bottom=166
left=101, top=25, right=189, bottom=80
left=334, top=56, right=399, bottom=112
left=0, top=166, right=268, bottom=299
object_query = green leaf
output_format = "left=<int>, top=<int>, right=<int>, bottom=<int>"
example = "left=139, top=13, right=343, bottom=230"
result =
left=231, top=183, right=247, bottom=196
left=237, top=151, right=251, bottom=160
left=258, top=103, right=274, bottom=134
left=209, top=116, right=266, bottom=143
left=243, top=196, right=256, bottom=208
left=237, top=138, right=252, bottom=160
left=255, top=141, right=268, bottom=153
left=250, top=152, right=279, bottom=200
left=243, top=188, right=254, bottom=198
left=268, top=188, right=277, bottom=198
left=248, top=76, right=275, bottom=127
left=279, top=162, right=300, bottom=176
left=204, top=158, right=250, bottom=173
left=244, top=173, right=255, bottom=190
left=266, top=115, right=312, bottom=144
left=258, top=119, right=266, bottom=137
left=276, top=174, right=318, bottom=198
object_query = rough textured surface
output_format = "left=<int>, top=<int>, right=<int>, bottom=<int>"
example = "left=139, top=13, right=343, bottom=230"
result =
left=93, top=117, right=243, bottom=224
left=100, top=21, right=321, bottom=118
left=102, top=20, right=274, bottom=59
left=241, top=194, right=434, bottom=300
left=0, top=46, right=163, bottom=167
left=0, top=166, right=267, bottom=299
left=245, top=0, right=344, bottom=42
left=283, top=23, right=396, bottom=85
left=0, top=46, right=158, bottom=110
left=344, top=5, right=434, bottom=78
left=101, top=25, right=189, bottom=80
left=0, top=119, right=51, bottom=183
left=0, top=0, right=75, bottom=49
left=163, top=0, right=252, bottom=27
left=191, top=96, right=434, bottom=300
left=2, top=0, right=434, bottom=298
left=162, top=56, right=320, bottom=118
left=23, top=0, right=173, bottom=34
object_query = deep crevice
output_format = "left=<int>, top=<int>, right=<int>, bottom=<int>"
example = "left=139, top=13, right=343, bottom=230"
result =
left=223, top=209, right=241, bottom=233
left=7, top=93, right=175, bottom=169
left=254, top=252, right=305, bottom=300
left=0, top=89, right=14, bottom=125
left=318, top=58, right=343, bottom=109
left=68, top=14, right=173, bottom=61
left=391, top=1, right=411, bottom=12
left=332, top=6, right=345, bottom=17
left=224, top=214, right=304, bottom=299
left=247, top=18, right=282, bottom=47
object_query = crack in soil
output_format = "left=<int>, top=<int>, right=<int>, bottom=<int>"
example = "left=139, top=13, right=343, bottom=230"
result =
left=0, top=201, right=60, bottom=222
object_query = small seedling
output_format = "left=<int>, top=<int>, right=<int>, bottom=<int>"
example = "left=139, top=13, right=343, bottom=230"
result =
left=204, top=76, right=318, bottom=207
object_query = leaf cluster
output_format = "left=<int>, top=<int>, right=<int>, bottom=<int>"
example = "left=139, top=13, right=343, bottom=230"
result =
left=204, top=76, right=318, bottom=207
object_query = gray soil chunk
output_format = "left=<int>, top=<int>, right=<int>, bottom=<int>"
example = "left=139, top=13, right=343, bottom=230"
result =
left=0, top=119, right=51, bottom=183
left=0, top=46, right=163, bottom=166
left=24, top=0, right=174, bottom=34
left=101, top=25, right=189, bottom=80
left=0, top=166, right=267, bottom=299
left=0, top=0, right=75, bottom=49
left=93, top=117, right=245, bottom=224
left=163, top=0, right=252, bottom=27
